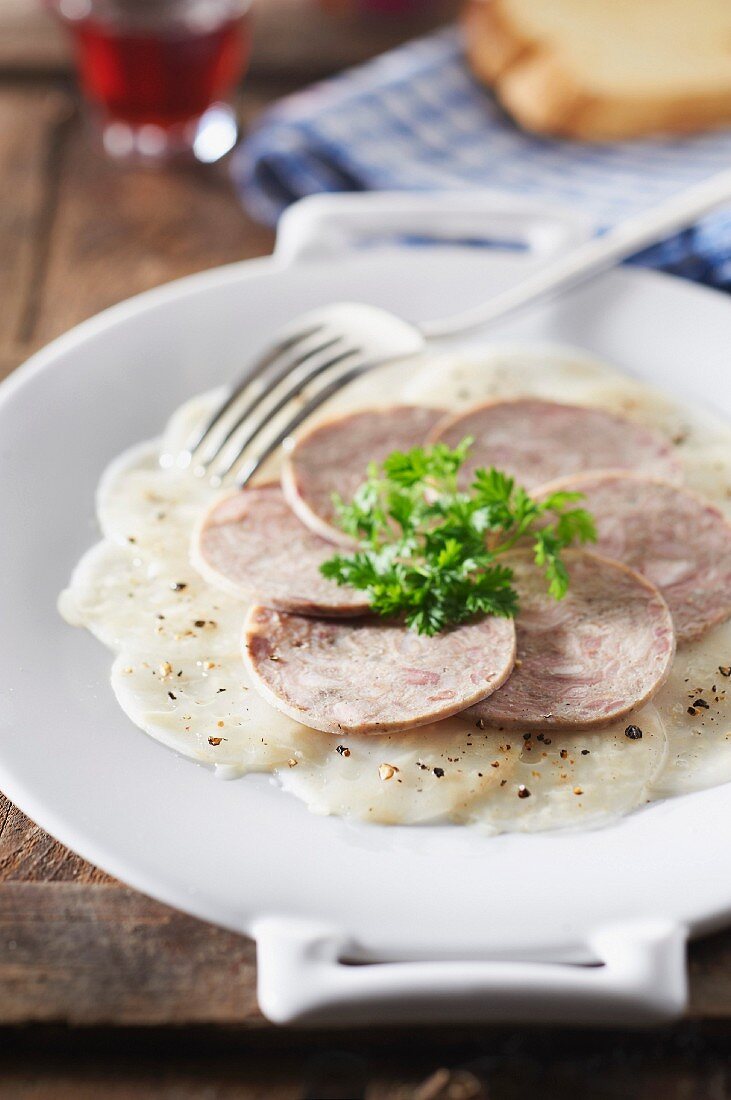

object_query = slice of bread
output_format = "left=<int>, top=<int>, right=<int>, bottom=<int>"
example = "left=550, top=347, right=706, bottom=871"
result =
left=463, top=0, right=731, bottom=140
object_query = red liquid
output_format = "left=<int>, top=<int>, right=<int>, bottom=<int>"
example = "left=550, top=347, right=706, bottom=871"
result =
left=70, top=15, right=250, bottom=128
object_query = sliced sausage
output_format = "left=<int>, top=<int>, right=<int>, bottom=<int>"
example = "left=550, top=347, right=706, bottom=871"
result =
left=429, top=398, right=683, bottom=490
left=536, top=473, right=731, bottom=643
left=467, top=550, right=675, bottom=730
left=192, top=484, right=369, bottom=616
left=243, top=607, right=517, bottom=735
left=281, top=406, right=445, bottom=546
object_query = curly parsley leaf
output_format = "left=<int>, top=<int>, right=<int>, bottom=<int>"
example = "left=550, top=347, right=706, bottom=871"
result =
left=321, top=439, right=596, bottom=635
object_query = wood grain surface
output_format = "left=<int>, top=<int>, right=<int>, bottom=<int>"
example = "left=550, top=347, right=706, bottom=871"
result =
left=0, top=0, right=459, bottom=77
left=1, top=1, right=731, bottom=1094
left=1, top=874, right=731, bottom=1028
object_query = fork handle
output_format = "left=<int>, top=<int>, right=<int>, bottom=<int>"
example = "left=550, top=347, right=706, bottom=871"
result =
left=420, top=167, right=731, bottom=340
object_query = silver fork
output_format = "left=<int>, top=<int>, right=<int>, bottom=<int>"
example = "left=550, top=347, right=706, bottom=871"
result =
left=180, top=168, right=731, bottom=488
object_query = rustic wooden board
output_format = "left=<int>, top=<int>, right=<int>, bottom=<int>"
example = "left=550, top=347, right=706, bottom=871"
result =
left=0, top=892, right=730, bottom=1100
left=0, top=883, right=261, bottom=1027
left=0, top=0, right=459, bottom=78
left=0, top=0, right=67, bottom=71
left=0, top=876, right=730, bottom=1026
left=0, top=85, right=282, bottom=374
left=27, top=94, right=278, bottom=352
left=0, top=794, right=111, bottom=885
left=0, top=86, right=73, bottom=383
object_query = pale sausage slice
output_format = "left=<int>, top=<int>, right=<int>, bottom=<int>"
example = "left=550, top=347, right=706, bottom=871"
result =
left=429, top=398, right=682, bottom=490
left=243, top=608, right=517, bottom=735
left=536, top=473, right=731, bottom=643
left=281, top=406, right=445, bottom=546
left=467, top=550, right=675, bottom=730
left=192, top=485, right=369, bottom=617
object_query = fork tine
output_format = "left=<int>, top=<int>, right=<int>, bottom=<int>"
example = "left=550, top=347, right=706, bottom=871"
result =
left=194, top=331, right=345, bottom=472
left=234, top=357, right=373, bottom=488
left=181, top=322, right=324, bottom=462
left=212, top=344, right=362, bottom=482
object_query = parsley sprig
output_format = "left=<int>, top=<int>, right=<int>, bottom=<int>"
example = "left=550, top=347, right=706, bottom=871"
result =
left=319, top=438, right=596, bottom=636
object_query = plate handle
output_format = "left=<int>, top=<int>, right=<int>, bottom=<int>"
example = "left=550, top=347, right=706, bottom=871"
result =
left=273, top=190, right=593, bottom=267
left=254, top=917, right=687, bottom=1026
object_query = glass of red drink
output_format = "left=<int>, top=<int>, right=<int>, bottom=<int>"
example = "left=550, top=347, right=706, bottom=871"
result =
left=49, top=0, right=252, bottom=163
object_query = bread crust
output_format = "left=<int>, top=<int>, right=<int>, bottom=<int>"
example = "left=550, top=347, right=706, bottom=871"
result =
left=462, top=0, right=528, bottom=83
left=462, top=0, right=731, bottom=140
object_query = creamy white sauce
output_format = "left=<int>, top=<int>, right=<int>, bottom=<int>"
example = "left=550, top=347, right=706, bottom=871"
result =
left=59, top=345, right=731, bottom=830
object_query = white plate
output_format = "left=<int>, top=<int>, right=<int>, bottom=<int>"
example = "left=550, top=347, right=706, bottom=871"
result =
left=1, top=192, right=729, bottom=1026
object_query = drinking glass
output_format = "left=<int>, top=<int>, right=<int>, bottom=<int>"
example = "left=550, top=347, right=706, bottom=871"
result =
left=49, top=0, right=252, bottom=163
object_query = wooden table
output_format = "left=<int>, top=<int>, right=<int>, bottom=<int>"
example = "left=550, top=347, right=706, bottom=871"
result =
left=1, top=4, right=731, bottom=1095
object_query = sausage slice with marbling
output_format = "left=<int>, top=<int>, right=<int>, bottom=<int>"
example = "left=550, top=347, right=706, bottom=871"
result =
left=281, top=406, right=445, bottom=546
left=192, top=484, right=369, bottom=616
left=243, top=607, right=517, bottom=735
left=535, top=473, right=731, bottom=643
left=430, top=398, right=682, bottom=490
left=467, top=550, right=675, bottom=730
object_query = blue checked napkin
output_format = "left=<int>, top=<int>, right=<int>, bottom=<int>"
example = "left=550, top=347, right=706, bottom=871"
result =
left=232, top=28, right=731, bottom=290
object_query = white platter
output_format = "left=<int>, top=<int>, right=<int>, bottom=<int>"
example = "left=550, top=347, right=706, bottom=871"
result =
left=0, top=192, right=729, bottom=1025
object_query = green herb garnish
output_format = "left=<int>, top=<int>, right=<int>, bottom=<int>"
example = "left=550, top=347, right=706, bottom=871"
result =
left=319, top=438, right=596, bottom=636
